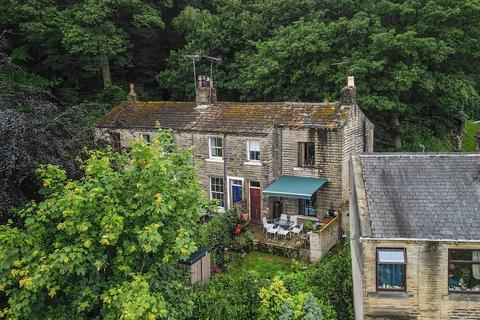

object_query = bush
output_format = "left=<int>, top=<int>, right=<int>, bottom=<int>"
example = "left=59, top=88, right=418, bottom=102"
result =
left=189, top=271, right=268, bottom=320
left=195, top=209, right=238, bottom=268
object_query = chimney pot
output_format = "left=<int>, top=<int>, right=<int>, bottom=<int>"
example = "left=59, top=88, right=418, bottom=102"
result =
left=195, top=74, right=216, bottom=104
left=127, top=83, right=137, bottom=102
left=347, top=76, right=355, bottom=87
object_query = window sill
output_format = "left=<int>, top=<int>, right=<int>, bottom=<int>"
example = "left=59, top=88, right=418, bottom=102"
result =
left=244, top=161, right=262, bottom=166
left=206, top=158, right=224, bottom=163
left=448, top=292, right=480, bottom=301
left=367, top=291, right=412, bottom=299
left=293, top=166, right=317, bottom=171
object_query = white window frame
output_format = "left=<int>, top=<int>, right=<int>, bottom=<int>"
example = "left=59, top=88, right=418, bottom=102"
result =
left=208, top=137, right=223, bottom=160
left=210, top=176, right=225, bottom=209
left=226, top=176, right=244, bottom=209
left=247, top=140, right=261, bottom=162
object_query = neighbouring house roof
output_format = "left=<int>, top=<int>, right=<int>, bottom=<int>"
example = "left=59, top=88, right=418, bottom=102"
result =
left=354, top=153, right=480, bottom=240
left=263, top=175, right=328, bottom=199
left=96, top=101, right=351, bottom=134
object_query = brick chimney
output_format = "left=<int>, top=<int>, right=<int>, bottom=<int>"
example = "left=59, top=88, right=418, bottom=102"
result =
left=127, top=83, right=137, bottom=102
left=340, top=76, right=356, bottom=106
left=196, top=75, right=217, bottom=104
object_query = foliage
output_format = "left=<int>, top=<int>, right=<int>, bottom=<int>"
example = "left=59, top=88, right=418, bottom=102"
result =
left=232, top=230, right=254, bottom=253
left=0, top=33, right=105, bottom=223
left=0, top=131, right=207, bottom=319
left=195, top=209, right=238, bottom=267
left=258, top=277, right=291, bottom=320
left=259, top=277, right=334, bottom=320
left=189, top=270, right=268, bottom=320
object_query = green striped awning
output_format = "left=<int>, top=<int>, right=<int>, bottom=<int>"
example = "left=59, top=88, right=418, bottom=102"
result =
left=262, top=175, right=327, bottom=200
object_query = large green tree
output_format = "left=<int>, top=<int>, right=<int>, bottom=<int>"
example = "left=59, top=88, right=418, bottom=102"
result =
left=8, top=0, right=171, bottom=88
left=159, top=0, right=480, bottom=151
left=0, top=131, right=207, bottom=319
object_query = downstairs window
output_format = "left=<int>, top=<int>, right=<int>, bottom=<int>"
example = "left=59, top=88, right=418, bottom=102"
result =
left=376, top=248, right=406, bottom=291
left=449, top=249, right=480, bottom=293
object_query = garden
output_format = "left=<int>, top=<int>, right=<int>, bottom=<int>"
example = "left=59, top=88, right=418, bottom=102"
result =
left=190, top=209, right=354, bottom=320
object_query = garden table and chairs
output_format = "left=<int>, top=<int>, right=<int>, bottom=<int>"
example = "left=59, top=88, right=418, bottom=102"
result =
left=262, top=215, right=304, bottom=240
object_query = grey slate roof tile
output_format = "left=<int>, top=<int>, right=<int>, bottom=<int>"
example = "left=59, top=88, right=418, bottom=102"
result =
left=359, top=153, right=480, bottom=240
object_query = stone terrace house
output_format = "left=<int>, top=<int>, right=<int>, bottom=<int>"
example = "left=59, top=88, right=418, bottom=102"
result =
left=96, top=76, right=373, bottom=226
left=349, top=153, right=480, bottom=320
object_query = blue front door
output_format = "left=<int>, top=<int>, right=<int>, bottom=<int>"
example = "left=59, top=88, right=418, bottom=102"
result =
left=231, top=179, right=243, bottom=206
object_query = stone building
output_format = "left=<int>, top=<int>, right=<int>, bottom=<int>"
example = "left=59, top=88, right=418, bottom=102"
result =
left=96, top=76, right=373, bottom=227
left=349, top=153, right=480, bottom=320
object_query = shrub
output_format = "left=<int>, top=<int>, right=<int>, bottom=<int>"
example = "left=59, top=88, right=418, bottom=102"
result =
left=195, top=209, right=238, bottom=268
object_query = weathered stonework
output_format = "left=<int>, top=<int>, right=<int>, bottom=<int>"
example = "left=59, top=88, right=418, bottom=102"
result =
left=361, top=240, right=480, bottom=320
left=95, top=82, right=374, bottom=226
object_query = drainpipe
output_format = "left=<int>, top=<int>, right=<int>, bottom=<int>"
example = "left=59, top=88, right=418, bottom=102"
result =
left=223, top=133, right=228, bottom=211
left=279, top=126, right=283, bottom=175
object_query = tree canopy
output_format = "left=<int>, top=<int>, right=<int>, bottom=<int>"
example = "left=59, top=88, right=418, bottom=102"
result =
left=0, top=132, right=207, bottom=319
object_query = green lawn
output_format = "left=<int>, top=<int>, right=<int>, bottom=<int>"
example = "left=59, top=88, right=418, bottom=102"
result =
left=225, top=251, right=292, bottom=278
left=462, top=120, right=479, bottom=151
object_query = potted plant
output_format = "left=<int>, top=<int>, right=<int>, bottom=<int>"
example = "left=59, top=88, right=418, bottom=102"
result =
left=240, top=200, right=249, bottom=222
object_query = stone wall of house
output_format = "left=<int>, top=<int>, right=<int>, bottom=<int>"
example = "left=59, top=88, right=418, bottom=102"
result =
left=361, top=239, right=480, bottom=319
left=280, top=128, right=344, bottom=215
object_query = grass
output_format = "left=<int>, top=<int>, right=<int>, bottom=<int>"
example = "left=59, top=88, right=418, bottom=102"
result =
left=224, top=251, right=292, bottom=278
left=462, top=120, right=479, bottom=151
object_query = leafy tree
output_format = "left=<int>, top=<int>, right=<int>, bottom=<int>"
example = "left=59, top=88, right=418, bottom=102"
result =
left=258, top=277, right=291, bottom=320
left=0, top=32, right=105, bottom=222
left=8, top=0, right=171, bottom=88
left=0, top=131, right=207, bottom=319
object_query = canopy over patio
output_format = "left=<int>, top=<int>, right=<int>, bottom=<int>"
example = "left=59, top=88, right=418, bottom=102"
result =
left=262, top=175, right=327, bottom=200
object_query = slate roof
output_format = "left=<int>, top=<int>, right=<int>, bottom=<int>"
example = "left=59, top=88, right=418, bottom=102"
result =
left=96, top=101, right=351, bottom=134
left=358, top=153, right=480, bottom=240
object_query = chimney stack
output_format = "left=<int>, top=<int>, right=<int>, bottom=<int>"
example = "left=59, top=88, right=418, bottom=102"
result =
left=196, top=75, right=217, bottom=105
left=341, top=76, right=356, bottom=106
left=127, top=83, right=137, bottom=103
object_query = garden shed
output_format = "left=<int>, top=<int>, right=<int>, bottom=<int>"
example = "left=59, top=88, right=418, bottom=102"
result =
left=180, top=247, right=211, bottom=285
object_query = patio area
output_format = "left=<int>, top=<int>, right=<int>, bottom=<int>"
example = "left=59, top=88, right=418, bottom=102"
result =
left=245, top=221, right=309, bottom=260
left=244, top=215, right=340, bottom=262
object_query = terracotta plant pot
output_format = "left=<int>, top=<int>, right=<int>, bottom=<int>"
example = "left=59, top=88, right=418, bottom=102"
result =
left=241, top=212, right=249, bottom=222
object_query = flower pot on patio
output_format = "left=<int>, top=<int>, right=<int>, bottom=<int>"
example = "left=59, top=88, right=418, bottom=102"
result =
left=241, top=212, right=249, bottom=222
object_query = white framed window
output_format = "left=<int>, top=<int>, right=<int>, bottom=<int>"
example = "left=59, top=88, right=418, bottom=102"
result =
left=210, top=176, right=225, bottom=208
left=209, top=137, right=223, bottom=159
left=247, top=140, right=260, bottom=161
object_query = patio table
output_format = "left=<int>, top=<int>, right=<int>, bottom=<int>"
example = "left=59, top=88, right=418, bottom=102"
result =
left=274, top=218, right=294, bottom=230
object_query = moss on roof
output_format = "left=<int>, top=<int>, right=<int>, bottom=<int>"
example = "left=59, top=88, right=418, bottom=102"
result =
left=96, top=100, right=351, bottom=134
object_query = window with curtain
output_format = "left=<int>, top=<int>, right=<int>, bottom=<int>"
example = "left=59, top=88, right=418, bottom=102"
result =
left=248, top=140, right=260, bottom=161
left=448, top=249, right=480, bottom=293
left=376, top=248, right=406, bottom=291
left=110, top=132, right=121, bottom=152
left=298, top=142, right=315, bottom=167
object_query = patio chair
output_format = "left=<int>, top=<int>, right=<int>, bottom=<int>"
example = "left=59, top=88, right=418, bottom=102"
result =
left=266, top=225, right=278, bottom=239
left=291, top=223, right=304, bottom=236
left=262, top=217, right=275, bottom=234
left=277, top=227, right=290, bottom=240
left=290, top=215, right=298, bottom=225
left=280, top=213, right=288, bottom=221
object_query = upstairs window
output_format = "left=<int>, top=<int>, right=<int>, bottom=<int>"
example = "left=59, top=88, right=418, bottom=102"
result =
left=141, top=133, right=151, bottom=144
left=209, top=137, right=223, bottom=159
left=110, top=132, right=121, bottom=152
left=448, top=249, right=480, bottom=293
left=210, top=177, right=225, bottom=208
left=298, top=142, right=315, bottom=167
left=248, top=140, right=260, bottom=161
left=376, top=248, right=406, bottom=291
